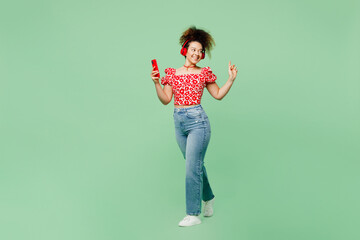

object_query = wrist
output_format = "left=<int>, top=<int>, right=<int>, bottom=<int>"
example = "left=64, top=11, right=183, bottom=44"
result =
left=228, top=78, right=235, bottom=83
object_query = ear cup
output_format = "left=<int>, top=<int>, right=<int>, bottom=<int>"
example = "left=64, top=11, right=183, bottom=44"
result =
left=180, top=47, right=187, bottom=56
left=180, top=40, right=189, bottom=57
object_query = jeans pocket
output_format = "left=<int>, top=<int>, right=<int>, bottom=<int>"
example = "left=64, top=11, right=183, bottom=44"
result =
left=186, top=109, right=202, bottom=119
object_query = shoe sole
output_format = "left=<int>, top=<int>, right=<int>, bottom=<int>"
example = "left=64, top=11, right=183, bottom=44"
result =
left=178, top=221, right=201, bottom=227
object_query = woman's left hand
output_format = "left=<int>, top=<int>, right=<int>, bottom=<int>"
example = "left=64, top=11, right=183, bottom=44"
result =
left=228, top=61, right=238, bottom=82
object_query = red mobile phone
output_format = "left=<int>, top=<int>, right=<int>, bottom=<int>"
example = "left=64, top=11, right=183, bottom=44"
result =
left=151, top=59, right=160, bottom=78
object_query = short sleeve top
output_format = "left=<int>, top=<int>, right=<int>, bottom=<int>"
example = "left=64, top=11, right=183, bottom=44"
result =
left=160, top=67, right=217, bottom=106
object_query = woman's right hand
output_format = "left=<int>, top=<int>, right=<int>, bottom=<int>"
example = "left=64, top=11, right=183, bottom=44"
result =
left=151, top=67, right=160, bottom=84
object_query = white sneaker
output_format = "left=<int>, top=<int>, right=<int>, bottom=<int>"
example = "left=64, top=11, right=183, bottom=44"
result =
left=178, top=215, right=201, bottom=227
left=203, top=198, right=215, bottom=217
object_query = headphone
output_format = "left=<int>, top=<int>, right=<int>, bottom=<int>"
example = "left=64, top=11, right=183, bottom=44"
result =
left=180, top=40, right=205, bottom=59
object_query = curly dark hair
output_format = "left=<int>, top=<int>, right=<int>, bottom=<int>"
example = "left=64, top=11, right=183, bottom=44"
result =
left=179, top=26, right=215, bottom=58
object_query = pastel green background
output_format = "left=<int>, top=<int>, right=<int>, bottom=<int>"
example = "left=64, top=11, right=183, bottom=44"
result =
left=1, top=0, right=359, bottom=239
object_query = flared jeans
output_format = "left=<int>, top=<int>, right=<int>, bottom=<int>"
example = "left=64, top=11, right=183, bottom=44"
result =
left=173, top=104, right=215, bottom=215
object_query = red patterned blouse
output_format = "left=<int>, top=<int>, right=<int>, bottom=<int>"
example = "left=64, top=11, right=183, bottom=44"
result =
left=160, top=67, right=217, bottom=105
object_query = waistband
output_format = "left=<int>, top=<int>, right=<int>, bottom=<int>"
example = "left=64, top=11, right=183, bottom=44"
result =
left=174, top=104, right=203, bottom=112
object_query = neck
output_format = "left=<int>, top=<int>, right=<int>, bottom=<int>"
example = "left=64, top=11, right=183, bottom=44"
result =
left=184, top=59, right=197, bottom=69
left=184, top=64, right=197, bottom=69
left=184, top=61, right=197, bottom=70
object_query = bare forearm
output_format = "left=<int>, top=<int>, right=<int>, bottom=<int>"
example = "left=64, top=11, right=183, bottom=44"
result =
left=154, top=82, right=171, bottom=105
left=217, top=78, right=234, bottom=100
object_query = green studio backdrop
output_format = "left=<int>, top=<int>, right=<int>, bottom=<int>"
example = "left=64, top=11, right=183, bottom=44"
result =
left=0, top=0, right=359, bottom=239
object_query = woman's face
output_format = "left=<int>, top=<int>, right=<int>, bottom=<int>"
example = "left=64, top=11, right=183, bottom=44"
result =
left=186, top=41, right=204, bottom=64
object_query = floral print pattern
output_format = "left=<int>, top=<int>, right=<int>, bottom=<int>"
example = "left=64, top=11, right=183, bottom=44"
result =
left=161, top=67, right=217, bottom=105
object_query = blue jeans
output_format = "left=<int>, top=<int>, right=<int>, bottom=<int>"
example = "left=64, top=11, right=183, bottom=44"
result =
left=173, top=104, right=215, bottom=215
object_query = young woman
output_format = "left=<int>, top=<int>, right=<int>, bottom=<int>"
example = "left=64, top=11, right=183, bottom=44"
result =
left=150, top=26, right=238, bottom=227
